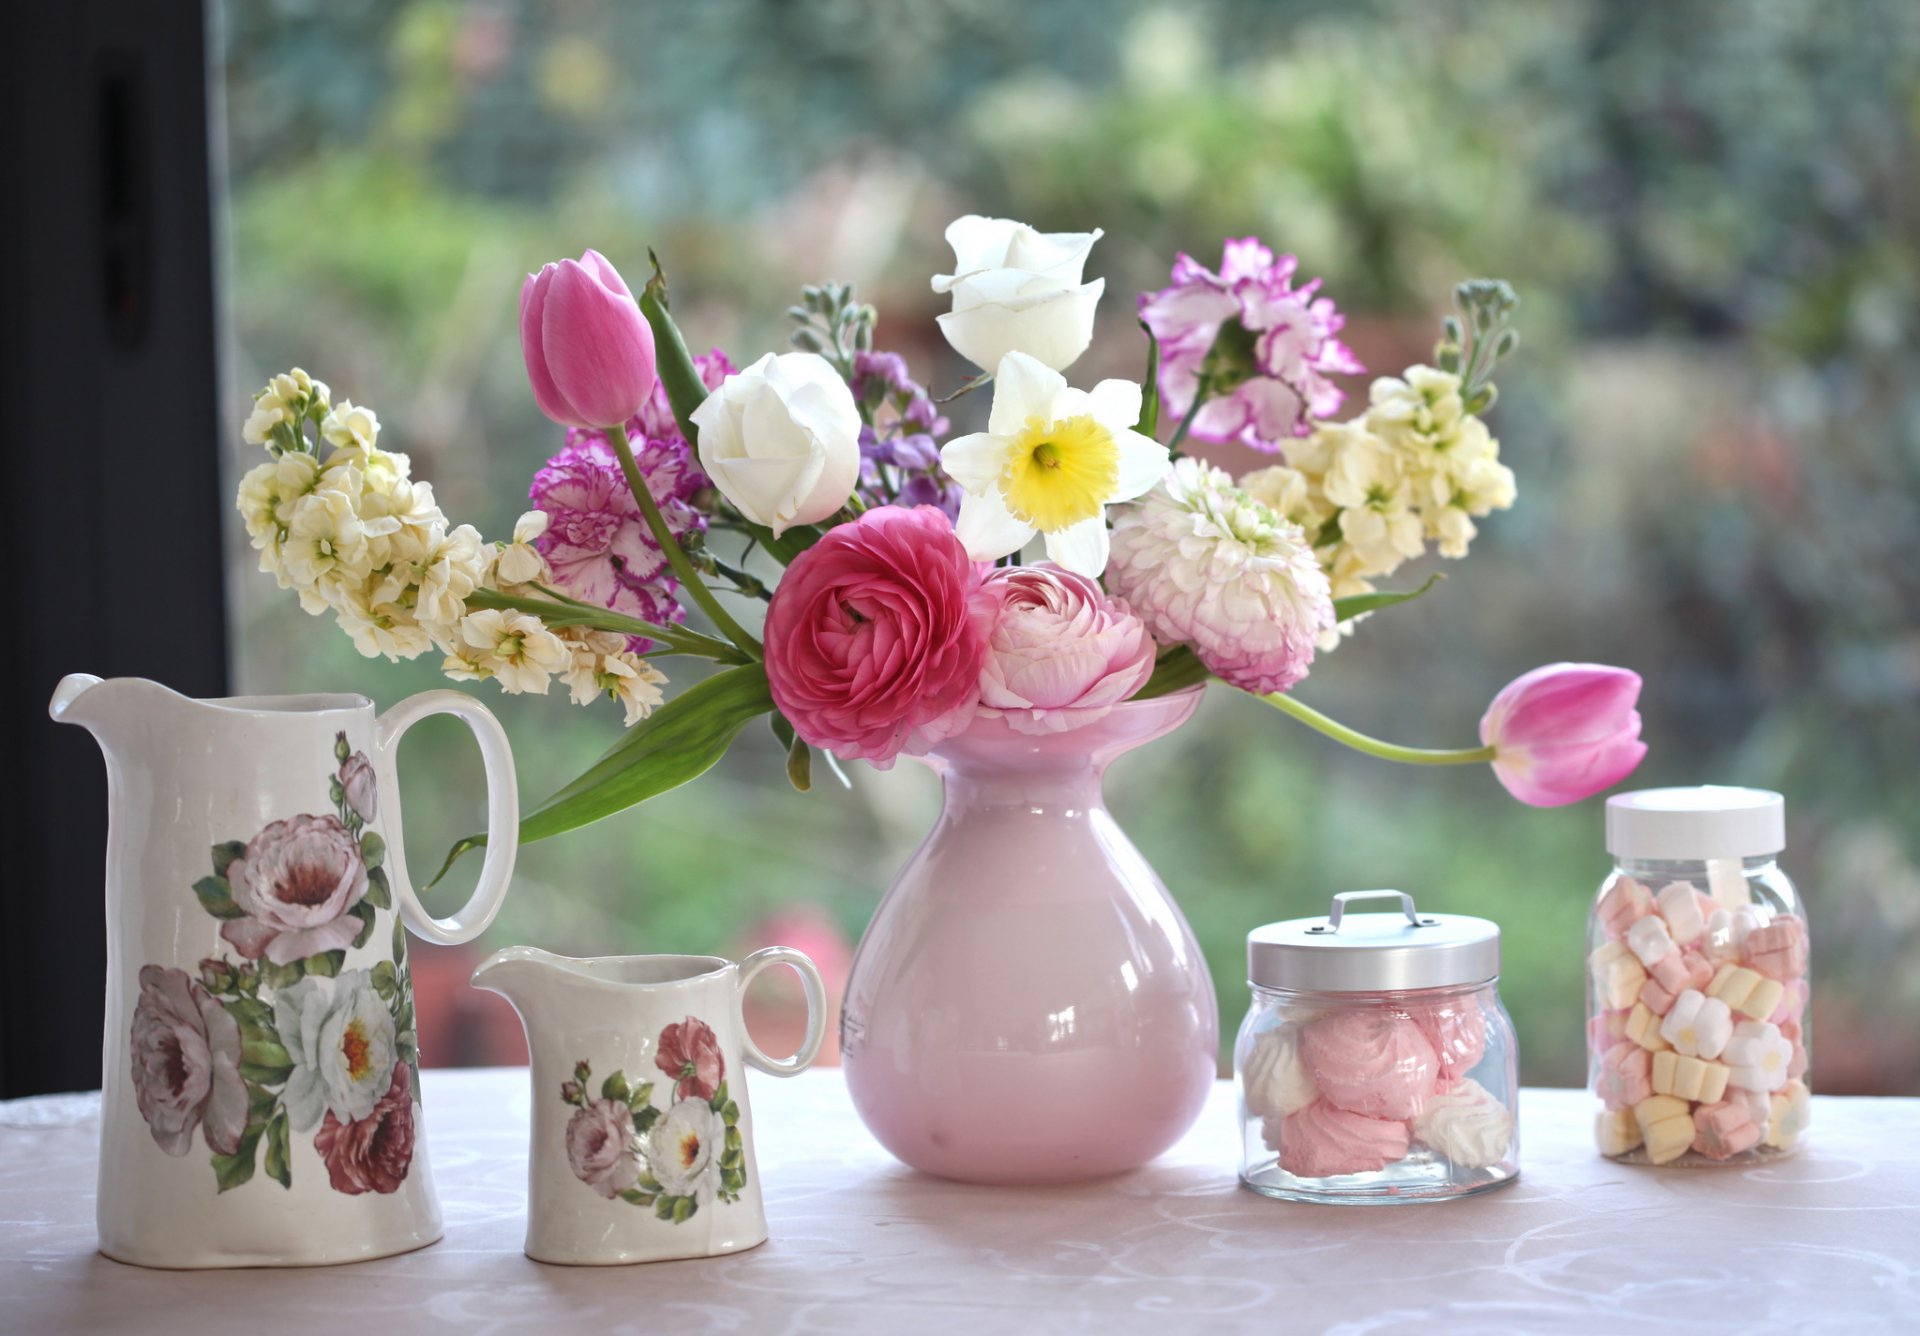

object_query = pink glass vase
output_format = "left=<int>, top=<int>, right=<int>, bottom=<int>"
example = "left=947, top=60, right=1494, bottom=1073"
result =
left=841, top=688, right=1218, bottom=1183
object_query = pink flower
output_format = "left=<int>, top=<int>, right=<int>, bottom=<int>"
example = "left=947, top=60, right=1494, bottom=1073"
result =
left=1138, top=238, right=1362, bottom=452
left=656, top=1016, right=725, bottom=1101
left=220, top=813, right=369, bottom=965
left=763, top=505, right=997, bottom=768
left=1480, top=663, right=1648, bottom=807
left=564, top=1097, right=641, bottom=1198
left=129, top=965, right=246, bottom=1157
left=313, top=1062, right=416, bottom=1195
left=338, top=751, right=377, bottom=824
left=519, top=249, right=658, bottom=429
left=976, top=565, right=1156, bottom=734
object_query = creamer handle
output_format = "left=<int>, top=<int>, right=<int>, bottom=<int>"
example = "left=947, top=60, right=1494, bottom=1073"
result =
left=735, top=947, right=827, bottom=1077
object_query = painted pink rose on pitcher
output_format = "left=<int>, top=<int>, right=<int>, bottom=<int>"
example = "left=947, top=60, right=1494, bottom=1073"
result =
left=976, top=564, right=1156, bottom=735
left=338, top=751, right=378, bottom=823
left=565, top=1098, right=642, bottom=1198
left=220, top=813, right=369, bottom=965
left=656, top=1016, right=725, bottom=1101
left=129, top=965, right=247, bottom=1157
left=314, top=1062, right=416, bottom=1195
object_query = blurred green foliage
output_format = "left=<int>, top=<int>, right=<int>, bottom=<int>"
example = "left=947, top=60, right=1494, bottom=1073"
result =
left=220, top=0, right=1919, bottom=1090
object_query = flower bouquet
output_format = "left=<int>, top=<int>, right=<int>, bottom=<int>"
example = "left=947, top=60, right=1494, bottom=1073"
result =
left=237, top=217, right=1646, bottom=869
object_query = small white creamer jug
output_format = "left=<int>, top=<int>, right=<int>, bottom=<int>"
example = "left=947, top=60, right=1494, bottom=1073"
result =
left=472, top=946, right=825, bottom=1265
left=50, top=674, right=519, bottom=1268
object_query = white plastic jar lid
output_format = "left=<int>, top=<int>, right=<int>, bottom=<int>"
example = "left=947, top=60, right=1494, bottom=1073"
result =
left=1605, top=786, right=1785, bottom=861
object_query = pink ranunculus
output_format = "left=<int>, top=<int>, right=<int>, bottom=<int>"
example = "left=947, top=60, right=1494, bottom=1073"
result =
left=656, top=1016, right=725, bottom=1102
left=220, top=813, right=369, bottom=965
left=1480, top=663, right=1648, bottom=807
left=129, top=965, right=247, bottom=1157
left=313, top=1062, right=417, bottom=1195
left=564, top=1097, right=641, bottom=1198
left=763, top=505, right=997, bottom=768
left=338, top=751, right=378, bottom=824
left=519, top=249, right=659, bottom=429
left=976, top=564, right=1156, bottom=735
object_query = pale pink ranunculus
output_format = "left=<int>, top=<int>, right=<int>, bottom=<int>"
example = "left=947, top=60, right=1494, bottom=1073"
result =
left=1480, top=663, right=1648, bottom=807
left=520, top=249, right=659, bottom=429
left=313, top=1062, right=416, bottom=1195
left=976, top=564, right=1156, bottom=735
left=129, top=965, right=247, bottom=1157
left=338, top=751, right=378, bottom=824
left=656, top=1016, right=725, bottom=1102
left=564, top=1097, right=641, bottom=1199
left=763, top=505, right=997, bottom=768
left=220, top=813, right=369, bottom=965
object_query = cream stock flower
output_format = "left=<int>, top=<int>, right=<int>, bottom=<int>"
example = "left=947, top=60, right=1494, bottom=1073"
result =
left=456, top=608, right=569, bottom=694
left=1321, top=435, right=1424, bottom=577
left=320, top=400, right=380, bottom=451
left=235, top=452, right=321, bottom=573
left=282, top=488, right=372, bottom=594
left=561, top=631, right=667, bottom=725
left=403, top=522, right=487, bottom=627
left=493, top=511, right=552, bottom=587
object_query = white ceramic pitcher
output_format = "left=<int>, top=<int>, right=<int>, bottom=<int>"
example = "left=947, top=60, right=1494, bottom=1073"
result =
left=49, top=674, right=519, bottom=1268
left=472, top=946, right=825, bottom=1265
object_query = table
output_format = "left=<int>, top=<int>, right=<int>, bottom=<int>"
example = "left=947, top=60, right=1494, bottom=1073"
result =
left=3, top=1071, right=1914, bottom=1334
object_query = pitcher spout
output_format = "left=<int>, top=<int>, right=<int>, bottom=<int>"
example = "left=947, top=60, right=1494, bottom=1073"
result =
left=470, top=945, right=569, bottom=1007
left=48, top=673, right=189, bottom=737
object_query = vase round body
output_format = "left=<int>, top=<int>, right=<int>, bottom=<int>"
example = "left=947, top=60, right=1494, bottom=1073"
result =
left=840, top=689, right=1217, bottom=1184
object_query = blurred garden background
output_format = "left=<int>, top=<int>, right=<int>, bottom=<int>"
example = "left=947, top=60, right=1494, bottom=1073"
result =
left=217, top=0, right=1920, bottom=1091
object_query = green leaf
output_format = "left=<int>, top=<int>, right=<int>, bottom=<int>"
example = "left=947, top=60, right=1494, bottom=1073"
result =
left=225, top=997, right=275, bottom=1031
left=392, top=915, right=407, bottom=967
left=429, top=665, right=775, bottom=885
left=363, top=865, right=392, bottom=911
left=654, top=1195, right=677, bottom=1221
left=732, top=519, right=822, bottom=567
left=633, top=1105, right=661, bottom=1133
left=709, top=1080, right=728, bottom=1112
left=394, top=998, right=415, bottom=1036
left=1133, top=645, right=1211, bottom=700
left=240, top=1036, right=293, bottom=1086
left=211, top=841, right=248, bottom=879
left=348, top=901, right=377, bottom=949
left=370, top=960, right=401, bottom=1001
left=617, top=1187, right=657, bottom=1207
left=785, top=733, right=812, bottom=793
left=671, top=1196, right=696, bottom=1224
left=1135, top=319, right=1161, bottom=437
left=211, top=1125, right=262, bottom=1193
left=360, top=831, right=386, bottom=870
left=639, top=257, right=711, bottom=444
left=635, top=1169, right=662, bottom=1192
left=397, top=1031, right=419, bottom=1064
left=721, top=1099, right=739, bottom=1126
left=259, top=958, right=304, bottom=990
left=720, top=1166, right=745, bottom=1194
left=601, top=1071, right=631, bottom=1104
left=192, top=875, right=247, bottom=920
left=1333, top=573, right=1444, bottom=624
left=304, top=949, right=345, bottom=978
left=628, top=1081, right=655, bottom=1114
left=263, top=1109, right=291, bottom=1189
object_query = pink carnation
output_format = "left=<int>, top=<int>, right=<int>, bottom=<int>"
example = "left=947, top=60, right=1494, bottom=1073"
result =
left=1138, top=238, right=1361, bottom=452
left=976, top=565, right=1156, bottom=735
left=763, top=505, right=996, bottom=768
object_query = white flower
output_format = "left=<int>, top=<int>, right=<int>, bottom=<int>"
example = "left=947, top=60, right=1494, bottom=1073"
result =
left=282, top=487, right=372, bottom=593
left=561, top=635, right=668, bottom=725
left=690, top=351, right=861, bottom=537
left=235, top=452, right=322, bottom=566
left=939, top=351, right=1168, bottom=576
left=646, top=1097, right=720, bottom=1198
left=456, top=608, right=569, bottom=694
left=244, top=369, right=328, bottom=446
left=1321, top=435, right=1424, bottom=577
left=399, top=522, right=486, bottom=627
left=493, top=511, right=551, bottom=587
left=1239, top=463, right=1332, bottom=536
left=1367, top=365, right=1465, bottom=453
left=320, top=400, right=381, bottom=452
left=335, top=598, right=434, bottom=662
left=273, top=971, right=397, bottom=1133
left=1424, top=456, right=1517, bottom=558
left=931, top=215, right=1105, bottom=373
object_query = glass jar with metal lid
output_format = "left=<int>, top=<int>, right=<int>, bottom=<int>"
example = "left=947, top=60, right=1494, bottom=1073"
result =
left=1237, top=890, right=1519, bottom=1203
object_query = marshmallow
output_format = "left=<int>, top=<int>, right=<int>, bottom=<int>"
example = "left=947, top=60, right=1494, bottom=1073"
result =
left=1659, top=989, right=1733, bottom=1059
left=1706, top=963, right=1781, bottom=1019
left=1590, top=941, right=1648, bottom=1011
left=1639, top=977, right=1679, bottom=1016
left=1595, top=1108, right=1643, bottom=1157
left=1767, top=1079, right=1812, bottom=1149
left=1724, top=1020, right=1792, bottom=1093
left=1656, top=881, right=1707, bottom=946
left=1705, top=906, right=1762, bottom=964
left=1745, top=914, right=1809, bottom=982
left=1625, top=1002, right=1672, bottom=1052
left=1588, top=1010, right=1630, bottom=1051
left=1596, top=876, right=1654, bottom=938
left=1692, top=1100, right=1764, bottom=1160
left=1598, top=1041, right=1653, bottom=1109
left=1651, top=1050, right=1731, bottom=1104
left=1634, top=1095, right=1695, bottom=1165
left=1647, top=948, right=1713, bottom=997
left=1768, top=979, right=1808, bottom=1026
left=1627, top=915, right=1677, bottom=968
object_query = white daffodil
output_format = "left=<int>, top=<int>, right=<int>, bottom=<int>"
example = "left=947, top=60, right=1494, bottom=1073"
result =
left=931, top=216, right=1105, bottom=374
left=939, top=351, right=1168, bottom=577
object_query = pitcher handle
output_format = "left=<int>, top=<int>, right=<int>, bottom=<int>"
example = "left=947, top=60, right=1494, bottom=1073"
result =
left=735, top=947, right=826, bottom=1077
left=374, top=690, right=518, bottom=946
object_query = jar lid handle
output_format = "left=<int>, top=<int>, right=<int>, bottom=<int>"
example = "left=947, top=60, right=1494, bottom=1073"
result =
left=1318, top=889, right=1434, bottom=932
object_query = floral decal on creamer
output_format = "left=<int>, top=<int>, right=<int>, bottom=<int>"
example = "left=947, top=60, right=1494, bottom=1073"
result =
left=560, top=1017, right=745, bottom=1223
left=128, top=732, right=420, bottom=1194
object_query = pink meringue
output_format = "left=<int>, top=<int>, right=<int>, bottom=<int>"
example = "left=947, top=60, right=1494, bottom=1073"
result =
left=1272, top=1099, right=1412, bottom=1178
left=1413, top=1000, right=1488, bottom=1081
left=1300, top=1010, right=1440, bottom=1120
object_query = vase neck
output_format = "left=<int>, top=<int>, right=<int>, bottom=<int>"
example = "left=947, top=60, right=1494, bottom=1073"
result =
left=935, top=753, right=1109, bottom=812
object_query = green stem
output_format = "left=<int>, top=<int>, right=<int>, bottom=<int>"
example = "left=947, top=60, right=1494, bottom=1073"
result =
left=604, top=427, right=763, bottom=659
left=1260, top=691, right=1496, bottom=766
left=465, top=587, right=749, bottom=664
left=1167, top=375, right=1210, bottom=453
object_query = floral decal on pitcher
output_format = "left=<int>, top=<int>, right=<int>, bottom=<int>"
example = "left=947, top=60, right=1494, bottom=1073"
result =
left=128, top=732, right=421, bottom=1195
left=560, top=1017, right=745, bottom=1223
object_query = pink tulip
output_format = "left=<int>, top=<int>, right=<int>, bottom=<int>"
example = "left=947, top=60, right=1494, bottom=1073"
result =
left=1479, top=663, right=1647, bottom=807
left=519, top=249, right=659, bottom=429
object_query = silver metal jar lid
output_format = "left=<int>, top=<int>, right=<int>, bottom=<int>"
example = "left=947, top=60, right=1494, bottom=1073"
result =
left=1247, top=890, right=1501, bottom=992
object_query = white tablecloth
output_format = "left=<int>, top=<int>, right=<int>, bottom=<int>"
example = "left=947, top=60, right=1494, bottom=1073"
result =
left=2, top=1070, right=1914, bottom=1334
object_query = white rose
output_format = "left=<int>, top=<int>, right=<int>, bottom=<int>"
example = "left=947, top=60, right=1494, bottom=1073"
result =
left=691, top=352, right=861, bottom=536
left=931, top=215, right=1105, bottom=374
left=646, top=1097, right=721, bottom=1198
